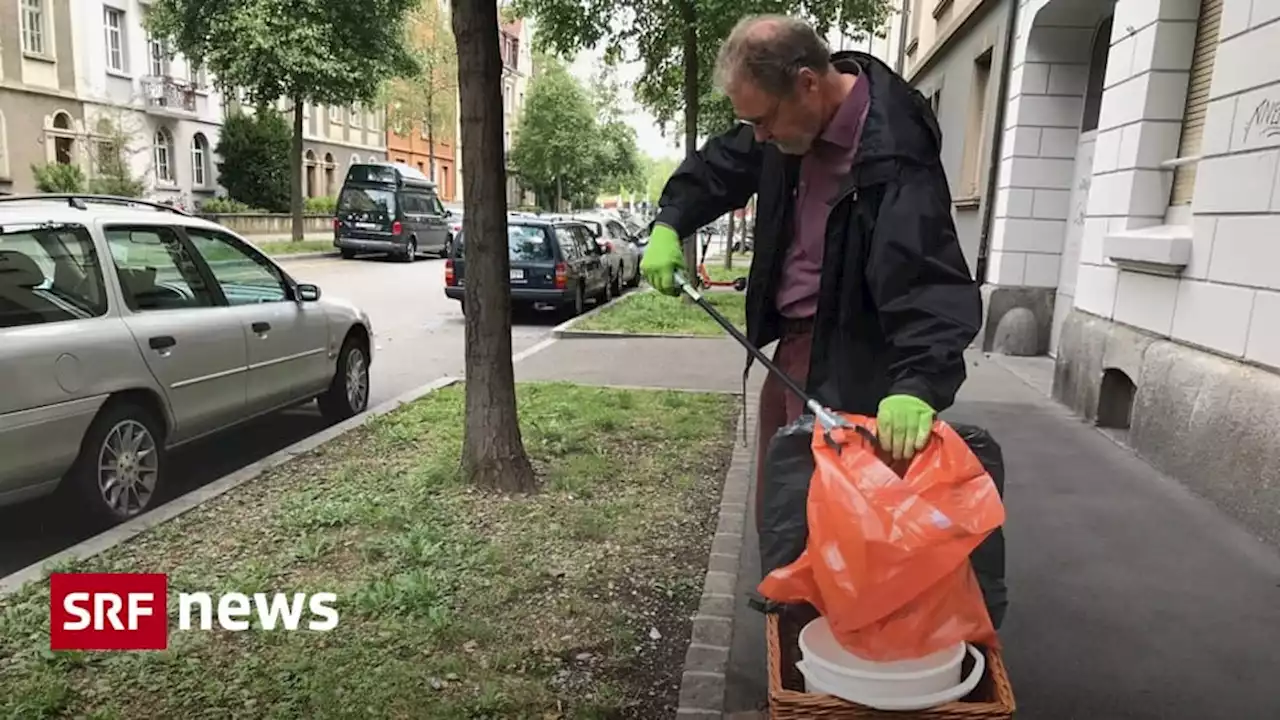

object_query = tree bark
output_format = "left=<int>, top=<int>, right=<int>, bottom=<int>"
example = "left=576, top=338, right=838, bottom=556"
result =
left=680, top=0, right=699, bottom=284
left=290, top=98, right=304, bottom=242
left=426, top=90, right=437, bottom=181
left=452, top=0, right=536, bottom=493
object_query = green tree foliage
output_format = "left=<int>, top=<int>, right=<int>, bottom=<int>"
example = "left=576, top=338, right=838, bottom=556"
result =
left=511, top=0, right=894, bottom=145
left=509, top=59, right=646, bottom=209
left=384, top=0, right=458, bottom=181
left=590, top=67, right=645, bottom=194
left=88, top=115, right=146, bottom=198
left=508, top=57, right=599, bottom=208
left=215, top=109, right=292, bottom=213
left=31, top=163, right=85, bottom=193
left=146, top=0, right=419, bottom=239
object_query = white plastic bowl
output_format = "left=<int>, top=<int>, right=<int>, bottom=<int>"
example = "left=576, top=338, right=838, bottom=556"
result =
left=797, top=616, right=972, bottom=704
left=797, top=645, right=986, bottom=712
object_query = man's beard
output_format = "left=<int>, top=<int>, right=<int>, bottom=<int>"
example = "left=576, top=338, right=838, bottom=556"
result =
left=774, top=137, right=813, bottom=155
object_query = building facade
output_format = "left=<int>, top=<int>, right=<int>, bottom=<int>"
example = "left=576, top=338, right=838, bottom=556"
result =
left=498, top=16, right=534, bottom=208
left=69, top=0, right=228, bottom=207
left=0, top=0, right=86, bottom=195
left=827, top=0, right=907, bottom=72
left=902, top=0, right=1017, bottom=276
left=388, top=128, right=456, bottom=201
left=299, top=101, right=388, bottom=199
left=951, top=0, right=1280, bottom=547
left=385, top=0, right=457, bottom=201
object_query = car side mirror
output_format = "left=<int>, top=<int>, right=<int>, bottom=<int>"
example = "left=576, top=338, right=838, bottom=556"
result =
left=296, top=283, right=322, bottom=302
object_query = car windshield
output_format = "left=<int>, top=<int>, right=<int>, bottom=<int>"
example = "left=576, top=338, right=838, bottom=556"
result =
left=0, top=223, right=108, bottom=328
left=338, top=187, right=396, bottom=217
left=456, top=225, right=554, bottom=261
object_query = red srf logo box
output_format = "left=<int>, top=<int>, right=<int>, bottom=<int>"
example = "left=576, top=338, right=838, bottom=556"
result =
left=49, top=573, right=168, bottom=651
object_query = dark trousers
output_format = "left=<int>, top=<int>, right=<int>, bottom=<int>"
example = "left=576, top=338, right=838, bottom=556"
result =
left=755, top=318, right=813, bottom=531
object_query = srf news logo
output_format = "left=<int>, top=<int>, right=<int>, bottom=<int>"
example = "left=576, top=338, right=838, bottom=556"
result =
left=49, top=573, right=339, bottom=651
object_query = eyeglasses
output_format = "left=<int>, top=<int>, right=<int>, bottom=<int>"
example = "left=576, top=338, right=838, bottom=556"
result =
left=738, top=95, right=782, bottom=131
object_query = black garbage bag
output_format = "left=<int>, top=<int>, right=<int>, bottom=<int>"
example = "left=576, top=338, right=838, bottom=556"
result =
left=757, top=415, right=1009, bottom=629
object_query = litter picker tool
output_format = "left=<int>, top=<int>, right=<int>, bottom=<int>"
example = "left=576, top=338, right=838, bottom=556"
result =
left=671, top=270, right=871, bottom=445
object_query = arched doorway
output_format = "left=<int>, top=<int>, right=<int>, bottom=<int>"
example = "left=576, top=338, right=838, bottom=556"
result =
left=52, top=112, right=75, bottom=165
left=304, top=149, right=317, bottom=198
left=1052, top=12, right=1114, bottom=355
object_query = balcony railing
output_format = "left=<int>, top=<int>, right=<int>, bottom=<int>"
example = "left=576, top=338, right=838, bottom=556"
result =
left=142, top=76, right=197, bottom=114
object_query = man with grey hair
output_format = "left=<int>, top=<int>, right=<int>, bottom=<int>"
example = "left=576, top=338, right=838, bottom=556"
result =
left=639, top=15, right=982, bottom=506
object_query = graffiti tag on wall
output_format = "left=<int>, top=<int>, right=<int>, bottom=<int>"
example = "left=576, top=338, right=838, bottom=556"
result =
left=1242, top=98, right=1280, bottom=143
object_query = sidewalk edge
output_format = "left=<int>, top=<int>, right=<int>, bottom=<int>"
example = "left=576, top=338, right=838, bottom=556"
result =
left=0, top=375, right=460, bottom=599
left=677, top=401, right=756, bottom=717
left=271, top=250, right=340, bottom=262
left=554, top=329, right=726, bottom=340
left=548, top=288, right=646, bottom=337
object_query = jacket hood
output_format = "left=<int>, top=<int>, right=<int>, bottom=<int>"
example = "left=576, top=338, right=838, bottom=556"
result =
left=832, top=50, right=943, bottom=175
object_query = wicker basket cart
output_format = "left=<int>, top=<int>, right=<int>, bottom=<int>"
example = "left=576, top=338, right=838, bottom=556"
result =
left=765, top=607, right=1016, bottom=720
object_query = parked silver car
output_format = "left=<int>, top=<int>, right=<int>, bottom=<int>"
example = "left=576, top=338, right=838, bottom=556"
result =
left=0, top=195, right=375, bottom=523
left=571, top=213, right=642, bottom=294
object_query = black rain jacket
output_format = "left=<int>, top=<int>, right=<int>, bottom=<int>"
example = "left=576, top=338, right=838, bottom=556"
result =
left=654, top=51, right=982, bottom=416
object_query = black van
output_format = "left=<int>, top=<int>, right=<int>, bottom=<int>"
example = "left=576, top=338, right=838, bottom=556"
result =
left=334, top=162, right=454, bottom=262
left=444, top=216, right=612, bottom=317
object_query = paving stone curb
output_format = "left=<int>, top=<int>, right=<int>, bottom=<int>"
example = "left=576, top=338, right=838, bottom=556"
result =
left=676, top=397, right=757, bottom=718
left=548, top=287, right=650, bottom=338
left=270, top=250, right=340, bottom=262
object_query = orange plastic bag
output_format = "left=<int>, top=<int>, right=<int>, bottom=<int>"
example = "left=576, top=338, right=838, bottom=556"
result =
left=757, top=414, right=1005, bottom=662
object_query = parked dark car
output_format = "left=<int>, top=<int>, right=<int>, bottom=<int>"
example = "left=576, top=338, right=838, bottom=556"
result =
left=334, top=162, right=454, bottom=262
left=444, top=217, right=612, bottom=317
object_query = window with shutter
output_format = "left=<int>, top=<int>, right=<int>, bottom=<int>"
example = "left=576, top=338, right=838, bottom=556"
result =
left=1170, top=0, right=1223, bottom=206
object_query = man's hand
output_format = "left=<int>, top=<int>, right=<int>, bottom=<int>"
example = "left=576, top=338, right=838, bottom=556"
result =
left=876, top=395, right=935, bottom=461
left=639, top=223, right=685, bottom=295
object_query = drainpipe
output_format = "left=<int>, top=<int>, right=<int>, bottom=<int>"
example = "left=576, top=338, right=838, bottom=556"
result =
left=895, top=0, right=911, bottom=74
left=975, top=0, right=1020, bottom=284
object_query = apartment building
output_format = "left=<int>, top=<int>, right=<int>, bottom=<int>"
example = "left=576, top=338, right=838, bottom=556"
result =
left=70, top=0, right=228, bottom=206
left=925, top=0, right=1280, bottom=547
left=386, top=0, right=457, bottom=201
left=299, top=101, right=388, bottom=198
left=0, top=0, right=85, bottom=195
left=498, top=16, right=534, bottom=207
left=901, top=0, right=1017, bottom=275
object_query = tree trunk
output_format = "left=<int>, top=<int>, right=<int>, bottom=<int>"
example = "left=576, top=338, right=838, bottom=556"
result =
left=290, top=99, right=305, bottom=242
left=680, top=0, right=699, bottom=284
left=725, top=211, right=735, bottom=269
left=451, top=0, right=536, bottom=493
left=428, top=124, right=436, bottom=181
left=426, top=93, right=437, bottom=181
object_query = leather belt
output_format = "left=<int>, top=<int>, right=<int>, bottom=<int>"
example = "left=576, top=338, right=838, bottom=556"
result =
left=779, top=315, right=815, bottom=337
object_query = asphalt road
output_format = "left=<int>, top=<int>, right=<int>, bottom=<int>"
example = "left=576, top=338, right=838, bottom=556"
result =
left=0, top=253, right=561, bottom=577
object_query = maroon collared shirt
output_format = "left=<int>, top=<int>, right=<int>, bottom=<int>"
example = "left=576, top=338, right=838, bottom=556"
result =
left=775, top=71, right=871, bottom=320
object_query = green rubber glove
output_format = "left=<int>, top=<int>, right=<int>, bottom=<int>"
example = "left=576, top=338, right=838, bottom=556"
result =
left=877, top=394, right=935, bottom=461
left=639, top=223, right=685, bottom=296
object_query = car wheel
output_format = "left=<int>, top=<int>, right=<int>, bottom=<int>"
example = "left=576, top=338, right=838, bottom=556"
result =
left=340, top=249, right=356, bottom=260
left=400, top=239, right=417, bottom=263
left=319, top=334, right=371, bottom=422
left=563, top=283, right=585, bottom=319
left=67, top=400, right=166, bottom=524
left=610, top=272, right=622, bottom=298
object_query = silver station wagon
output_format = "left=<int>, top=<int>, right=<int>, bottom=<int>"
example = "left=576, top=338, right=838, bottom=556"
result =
left=0, top=195, right=375, bottom=523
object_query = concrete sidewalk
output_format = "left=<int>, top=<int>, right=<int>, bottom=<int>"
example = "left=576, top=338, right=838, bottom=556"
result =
left=518, top=337, right=1280, bottom=719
